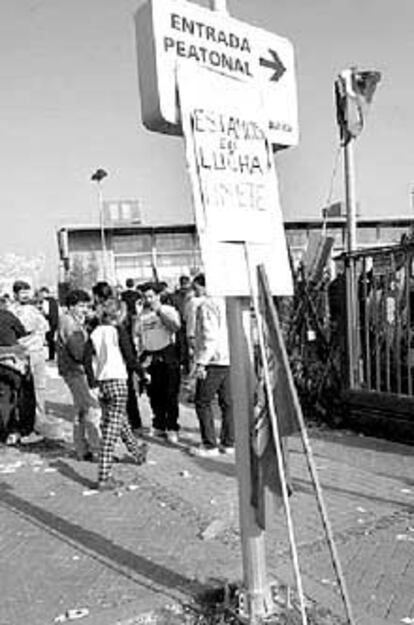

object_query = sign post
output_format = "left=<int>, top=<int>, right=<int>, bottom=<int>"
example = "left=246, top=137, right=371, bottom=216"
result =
left=136, top=0, right=296, bottom=619
left=177, top=64, right=292, bottom=620
left=226, top=297, right=273, bottom=618
left=207, top=3, right=273, bottom=616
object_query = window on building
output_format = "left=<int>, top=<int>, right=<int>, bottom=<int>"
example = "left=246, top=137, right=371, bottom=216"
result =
left=114, top=253, right=153, bottom=281
left=378, top=227, right=407, bottom=245
left=112, top=234, right=152, bottom=254
left=154, top=233, right=194, bottom=252
left=358, top=227, right=380, bottom=245
left=286, top=230, right=308, bottom=249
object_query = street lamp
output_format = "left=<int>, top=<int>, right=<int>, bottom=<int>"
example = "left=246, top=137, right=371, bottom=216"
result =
left=90, top=168, right=108, bottom=281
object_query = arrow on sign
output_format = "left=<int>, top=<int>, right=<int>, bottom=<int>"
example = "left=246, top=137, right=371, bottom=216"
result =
left=259, top=49, right=286, bottom=82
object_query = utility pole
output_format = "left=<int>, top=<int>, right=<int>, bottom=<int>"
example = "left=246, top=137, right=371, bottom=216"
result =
left=344, top=140, right=357, bottom=254
left=343, top=137, right=358, bottom=388
left=336, top=67, right=381, bottom=388
left=91, top=168, right=109, bottom=281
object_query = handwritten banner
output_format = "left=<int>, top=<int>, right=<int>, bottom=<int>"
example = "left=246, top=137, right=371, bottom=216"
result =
left=179, top=65, right=292, bottom=296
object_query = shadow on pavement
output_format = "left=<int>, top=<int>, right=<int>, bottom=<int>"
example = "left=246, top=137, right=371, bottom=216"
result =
left=18, top=438, right=73, bottom=460
left=0, top=481, right=206, bottom=602
left=309, top=428, right=414, bottom=457
left=293, top=476, right=414, bottom=511
left=187, top=455, right=236, bottom=478
left=370, top=472, right=414, bottom=486
left=50, top=459, right=96, bottom=489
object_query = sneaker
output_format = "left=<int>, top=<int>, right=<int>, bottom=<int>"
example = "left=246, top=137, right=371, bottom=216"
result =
left=148, top=427, right=166, bottom=438
left=166, top=431, right=179, bottom=444
left=97, top=477, right=124, bottom=492
left=189, top=445, right=220, bottom=458
left=5, top=433, right=20, bottom=446
left=20, top=432, right=44, bottom=445
left=220, top=445, right=235, bottom=455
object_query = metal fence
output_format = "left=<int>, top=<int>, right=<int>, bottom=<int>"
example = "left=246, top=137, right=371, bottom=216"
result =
left=344, top=241, right=414, bottom=396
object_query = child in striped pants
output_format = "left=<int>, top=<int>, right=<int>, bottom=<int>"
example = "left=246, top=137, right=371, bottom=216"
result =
left=87, top=298, right=147, bottom=491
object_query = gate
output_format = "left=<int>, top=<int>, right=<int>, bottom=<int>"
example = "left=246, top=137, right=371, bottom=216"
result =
left=341, top=241, right=414, bottom=441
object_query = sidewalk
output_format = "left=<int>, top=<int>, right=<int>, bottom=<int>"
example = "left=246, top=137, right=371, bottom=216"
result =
left=0, top=364, right=413, bottom=625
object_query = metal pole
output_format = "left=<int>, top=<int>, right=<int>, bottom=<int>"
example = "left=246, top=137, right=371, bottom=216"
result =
left=91, top=168, right=108, bottom=282
left=97, top=182, right=108, bottom=281
left=344, top=139, right=358, bottom=387
left=208, top=0, right=271, bottom=619
left=226, top=298, right=272, bottom=620
left=344, top=140, right=357, bottom=254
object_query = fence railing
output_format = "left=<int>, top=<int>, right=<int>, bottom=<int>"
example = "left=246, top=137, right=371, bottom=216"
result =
left=343, top=242, right=414, bottom=396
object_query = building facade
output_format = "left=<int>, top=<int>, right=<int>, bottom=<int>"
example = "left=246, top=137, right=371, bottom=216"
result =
left=57, top=224, right=202, bottom=290
left=57, top=216, right=414, bottom=291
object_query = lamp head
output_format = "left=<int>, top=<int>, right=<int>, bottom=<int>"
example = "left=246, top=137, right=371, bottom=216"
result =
left=90, top=168, right=108, bottom=183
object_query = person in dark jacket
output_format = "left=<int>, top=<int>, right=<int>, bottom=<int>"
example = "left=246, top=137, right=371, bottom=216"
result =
left=0, top=297, right=27, bottom=346
left=172, top=275, right=193, bottom=375
left=120, top=280, right=143, bottom=432
left=37, top=287, right=59, bottom=361
left=121, top=278, right=141, bottom=319
left=0, top=296, right=35, bottom=443
left=57, top=289, right=101, bottom=461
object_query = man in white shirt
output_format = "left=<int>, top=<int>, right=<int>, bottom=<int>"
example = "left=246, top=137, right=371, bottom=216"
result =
left=137, top=282, right=181, bottom=443
left=10, top=280, right=49, bottom=432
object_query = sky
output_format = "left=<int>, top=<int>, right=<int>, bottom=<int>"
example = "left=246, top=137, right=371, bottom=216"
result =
left=1, top=0, right=414, bottom=284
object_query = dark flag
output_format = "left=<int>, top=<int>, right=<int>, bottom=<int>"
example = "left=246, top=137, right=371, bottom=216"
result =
left=335, top=68, right=381, bottom=144
left=251, top=266, right=300, bottom=529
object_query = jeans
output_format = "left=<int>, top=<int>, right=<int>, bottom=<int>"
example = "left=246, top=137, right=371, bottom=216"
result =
left=65, top=373, right=101, bottom=458
left=147, top=346, right=180, bottom=432
left=28, top=349, right=47, bottom=429
left=195, top=365, right=234, bottom=449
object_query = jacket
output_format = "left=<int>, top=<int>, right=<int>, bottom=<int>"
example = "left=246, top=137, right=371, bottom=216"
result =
left=193, top=296, right=230, bottom=367
left=57, top=311, right=87, bottom=377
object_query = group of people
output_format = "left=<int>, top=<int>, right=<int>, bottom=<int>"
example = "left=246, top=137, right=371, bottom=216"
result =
left=0, top=272, right=235, bottom=490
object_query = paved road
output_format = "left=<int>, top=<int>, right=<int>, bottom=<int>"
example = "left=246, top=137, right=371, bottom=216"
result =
left=0, top=363, right=412, bottom=625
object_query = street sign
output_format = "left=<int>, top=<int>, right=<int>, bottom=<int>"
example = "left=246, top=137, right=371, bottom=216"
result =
left=135, top=0, right=298, bottom=148
left=179, top=65, right=293, bottom=296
